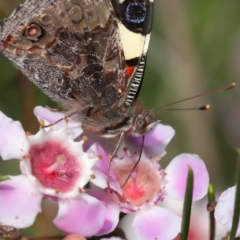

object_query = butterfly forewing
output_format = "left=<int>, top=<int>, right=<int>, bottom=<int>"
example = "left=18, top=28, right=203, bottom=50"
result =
left=0, top=0, right=155, bottom=135
left=0, top=0, right=128, bottom=110
left=110, top=0, right=154, bottom=108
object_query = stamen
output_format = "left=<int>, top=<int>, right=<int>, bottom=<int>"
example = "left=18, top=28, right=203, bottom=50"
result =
left=90, top=174, right=96, bottom=179
left=23, top=154, right=30, bottom=160
left=25, top=131, right=32, bottom=136
left=45, top=154, right=66, bottom=173
left=39, top=119, right=45, bottom=127
left=82, top=135, right=88, bottom=141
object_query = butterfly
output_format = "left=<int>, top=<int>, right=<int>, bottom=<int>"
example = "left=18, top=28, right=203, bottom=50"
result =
left=0, top=0, right=158, bottom=153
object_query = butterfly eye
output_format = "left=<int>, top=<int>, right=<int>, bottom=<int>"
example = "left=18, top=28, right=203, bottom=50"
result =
left=125, top=2, right=147, bottom=24
left=24, top=23, right=44, bottom=42
left=134, top=115, right=148, bottom=133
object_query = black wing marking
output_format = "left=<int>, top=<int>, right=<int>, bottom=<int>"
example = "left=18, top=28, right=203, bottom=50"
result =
left=110, top=0, right=154, bottom=108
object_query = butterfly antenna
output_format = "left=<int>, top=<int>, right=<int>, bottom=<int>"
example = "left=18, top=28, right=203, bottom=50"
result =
left=121, top=135, right=145, bottom=189
left=158, top=104, right=211, bottom=113
left=150, top=82, right=236, bottom=112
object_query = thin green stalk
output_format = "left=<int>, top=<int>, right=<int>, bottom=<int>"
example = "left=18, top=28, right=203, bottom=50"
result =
left=180, top=167, right=194, bottom=240
left=229, top=149, right=240, bottom=240
left=207, top=183, right=216, bottom=240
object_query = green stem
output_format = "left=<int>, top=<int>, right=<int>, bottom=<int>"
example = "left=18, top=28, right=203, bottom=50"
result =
left=207, top=183, right=216, bottom=240
left=180, top=167, right=194, bottom=240
left=229, top=149, right=240, bottom=240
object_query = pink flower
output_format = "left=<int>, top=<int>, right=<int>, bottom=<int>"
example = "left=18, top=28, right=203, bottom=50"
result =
left=88, top=122, right=209, bottom=240
left=0, top=106, right=210, bottom=239
left=0, top=111, right=119, bottom=237
left=34, top=106, right=209, bottom=240
left=101, top=150, right=209, bottom=240
left=215, top=185, right=240, bottom=237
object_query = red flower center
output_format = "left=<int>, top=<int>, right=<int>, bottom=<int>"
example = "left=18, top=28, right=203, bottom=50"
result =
left=114, top=160, right=162, bottom=207
left=29, top=141, right=81, bottom=193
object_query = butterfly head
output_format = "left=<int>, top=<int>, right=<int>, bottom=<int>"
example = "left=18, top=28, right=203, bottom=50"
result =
left=131, top=105, right=160, bottom=137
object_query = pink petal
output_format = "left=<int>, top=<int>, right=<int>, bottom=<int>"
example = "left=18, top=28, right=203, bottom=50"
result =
left=34, top=106, right=83, bottom=139
left=215, top=186, right=240, bottom=237
left=132, top=206, right=181, bottom=240
left=165, top=154, right=209, bottom=201
left=34, top=106, right=65, bottom=125
left=54, top=193, right=106, bottom=237
left=0, top=112, right=28, bottom=160
left=0, top=175, right=42, bottom=228
left=87, top=190, right=121, bottom=235
left=125, top=124, right=175, bottom=157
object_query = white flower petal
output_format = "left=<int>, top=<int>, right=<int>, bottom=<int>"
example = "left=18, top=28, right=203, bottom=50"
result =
left=165, top=153, right=209, bottom=201
left=0, top=111, right=29, bottom=160
left=215, top=186, right=240, bottom=237
left=54, top=193, right=106, bottom=237
left=0, top=175, right=42, bottom=228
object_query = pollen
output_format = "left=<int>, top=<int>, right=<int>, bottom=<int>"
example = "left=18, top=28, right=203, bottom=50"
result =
left=82, top=135, right=88, bottom=141
left=90, top=174, right=96, bottom=179
left=23, top=154, right=30, bottom=160
left=38, top=119, right=45, bottom=127
left=25, top=131, right=32, bottom=136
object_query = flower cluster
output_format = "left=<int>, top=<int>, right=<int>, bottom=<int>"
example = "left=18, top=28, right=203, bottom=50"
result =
left=0, top=106, right=210, bottom=239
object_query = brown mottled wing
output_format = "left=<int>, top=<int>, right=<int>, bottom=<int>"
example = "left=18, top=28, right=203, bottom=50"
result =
left=0, top=0, right=127, bottom=113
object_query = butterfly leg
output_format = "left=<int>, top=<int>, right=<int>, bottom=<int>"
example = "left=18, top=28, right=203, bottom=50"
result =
left=106, top=131, right=125, bottom=190
left=41, top=105, right=94, bottom=128
left=40, top=111, right=79, bottom=128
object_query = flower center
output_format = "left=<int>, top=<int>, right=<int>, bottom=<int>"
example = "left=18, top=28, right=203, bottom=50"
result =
left=114, top=160, right=164, bottom=207
left=123, top=176, right=146, bottom=204
left=29, top=141, right=81, bottom=193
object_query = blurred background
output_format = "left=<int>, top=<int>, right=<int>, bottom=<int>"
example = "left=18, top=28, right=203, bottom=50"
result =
left=0, top=0, right=239, bottom=239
